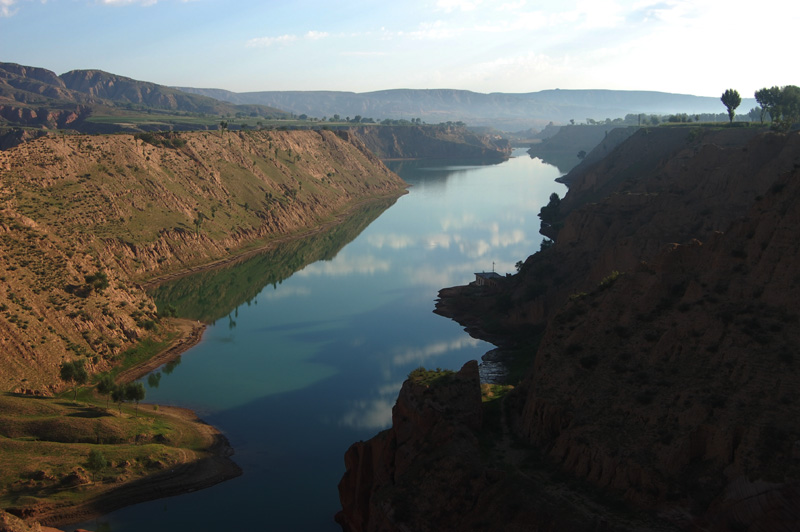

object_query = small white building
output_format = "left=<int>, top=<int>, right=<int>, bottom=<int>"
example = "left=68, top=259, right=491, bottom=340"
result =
left=474, top=271, right=502, bottom=287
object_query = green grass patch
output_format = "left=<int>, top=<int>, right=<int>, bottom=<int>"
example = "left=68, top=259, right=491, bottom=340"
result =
left=408, top=367, right=454, bottom=387
left=481, top=383, right=514, bottom=402
left=0, top=392, right=214, bottom=511
left=111, top=335, right=175, bottom=377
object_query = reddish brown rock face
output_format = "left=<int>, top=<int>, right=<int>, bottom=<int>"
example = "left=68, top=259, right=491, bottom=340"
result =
left=341, top=129, right=800, bottom=531
left=336, top=361, right=484, bottom=532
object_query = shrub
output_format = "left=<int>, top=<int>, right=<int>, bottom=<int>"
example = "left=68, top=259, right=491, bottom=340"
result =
left=408, top=367, right=454, bottom=386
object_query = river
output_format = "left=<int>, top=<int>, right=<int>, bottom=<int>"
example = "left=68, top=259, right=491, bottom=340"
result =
left=75, top=149, right=565, bottom=531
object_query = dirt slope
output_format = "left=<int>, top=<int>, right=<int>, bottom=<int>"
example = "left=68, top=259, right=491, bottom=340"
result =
left=0, top=129, right=406, bottom=392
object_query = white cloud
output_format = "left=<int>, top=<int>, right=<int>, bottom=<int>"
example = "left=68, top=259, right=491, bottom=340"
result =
left=403, top=262, right=476, bottom=289
left=340, top=398, right=395, bottom=429
left=259, top=285, right=311, bottom=301
left=296, top=253, right=391, bottom=277
left=490, top=224, right=526, bottom=248
left=246, top=30, right=330, bottom=49
left=340, top=381, right=403, bottom=429
left=459, top=238, right=491, bottom=258
left=425, top=233, right=452, bottom=250
left=367, top=233, right=416, bottom=250
left=100, top=0, right=158, bottom=5
left=408, top=20, right=462, bottom=40
left=305, top=30, right=329, bottom=40
left=440, top=213, right=477, bottom=231
left=436, top=0, right=484, bottom=12
left=341, top=51, right=388, bottom=57
left=573, top=0, right=626, bottom=29
left=1, top=0, right=17, bottom=16
left=392, top=336, right=481, bottom=366
left=246, top=34, right=298, bottom=48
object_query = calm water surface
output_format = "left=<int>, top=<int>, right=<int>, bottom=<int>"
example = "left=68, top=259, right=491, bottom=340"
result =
left=76, top=150, right=564, bottom=531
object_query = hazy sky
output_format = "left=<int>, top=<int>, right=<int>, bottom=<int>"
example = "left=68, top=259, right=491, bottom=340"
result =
left=1, top=0, right=795, bottom=97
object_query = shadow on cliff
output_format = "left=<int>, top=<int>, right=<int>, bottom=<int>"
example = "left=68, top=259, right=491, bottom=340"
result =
left=340, top=127, right=800, bottom=531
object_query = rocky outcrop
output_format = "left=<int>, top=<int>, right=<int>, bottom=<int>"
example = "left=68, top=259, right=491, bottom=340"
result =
left=336, top=362, right=486, bottom=532
left=0, top=105, right=89, bottom=130
left=340, top=127, right=800, bottom=531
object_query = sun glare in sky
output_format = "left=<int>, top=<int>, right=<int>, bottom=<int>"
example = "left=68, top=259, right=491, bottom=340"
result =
left=1, top=0, right=795, bottom=96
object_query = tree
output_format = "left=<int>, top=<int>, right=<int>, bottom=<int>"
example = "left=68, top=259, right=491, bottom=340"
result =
left=776, top=85, right=800, bottom=130
left=538, top=193, right=561, bottom=226
left=577, top=150, right=587, bottom=160
left=755, top=85, right=800, bottom=130
left=96, top=375, right=116, bottom=409
left=60, top=359, right=88, bottom=402
left=86, top=449, right=107, bottom=481
left=111, top=385, right=126, bottom=413
left=125, top=382, right=146, bottom=416
left=755, top=86, right=781, bottom=123
left=193, top=212, right=206, bottom=234
left=721, top=89, right=741, bottom=123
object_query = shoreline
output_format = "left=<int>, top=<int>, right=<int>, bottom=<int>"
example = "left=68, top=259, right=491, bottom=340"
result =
left=139, top=189, right=407, bottom=291
left=39, top=405, right=242, bottom=529
left=12, top=190, right=410, bottom=530
left=13, top=320, right=235, bottom=530
left=114, top=318, right=206, bottom=385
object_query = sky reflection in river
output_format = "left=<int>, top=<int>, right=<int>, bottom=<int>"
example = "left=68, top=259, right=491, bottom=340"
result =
left=83, top=150, right=564, bottom=532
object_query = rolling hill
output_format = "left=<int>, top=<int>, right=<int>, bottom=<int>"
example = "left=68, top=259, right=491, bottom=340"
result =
left=177, top=86, right=758, bottom=131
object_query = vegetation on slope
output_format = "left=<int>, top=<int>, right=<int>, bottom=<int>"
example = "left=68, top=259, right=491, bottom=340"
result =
left=0, top=125, right=407, bottom=526
left=0, top=390, right=239, bottom=526
left=0, top=129, right=406, bottom=393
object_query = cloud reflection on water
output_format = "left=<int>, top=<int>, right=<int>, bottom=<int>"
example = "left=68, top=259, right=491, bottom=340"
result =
left=340, top=381, right=403, bottom=429
left=366, top=233, right=416, bottom=250
left=295, top=252, right=391, bottom=277
left=259, top=285, right=312, bottom=300
left=392, top=336, right=481, bottom=366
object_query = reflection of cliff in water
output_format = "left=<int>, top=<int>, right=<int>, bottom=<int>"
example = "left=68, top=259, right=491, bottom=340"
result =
left=149, top=197, right=398, bottom=323
left=385, top=157, right=506, bottom=187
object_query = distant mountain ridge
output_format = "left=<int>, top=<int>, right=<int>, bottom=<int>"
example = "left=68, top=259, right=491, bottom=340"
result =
left=0, top=61, right=760, bottom=134
left=0, top=61, right=289, bottom=131
left=177, top=86, right=757, bottom=131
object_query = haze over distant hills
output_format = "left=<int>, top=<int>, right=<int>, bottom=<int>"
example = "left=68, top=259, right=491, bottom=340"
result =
left=178, top=86, right=758, bottom=131
left=0, top=61, right=759, bottom=134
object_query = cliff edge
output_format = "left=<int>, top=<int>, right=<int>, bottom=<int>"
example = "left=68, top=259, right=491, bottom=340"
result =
left=339, top=127, right=800, bottom=531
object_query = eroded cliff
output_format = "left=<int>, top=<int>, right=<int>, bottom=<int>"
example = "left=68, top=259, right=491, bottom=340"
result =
left=0, top=129, right=406, bottom=392
left=339, top=127, right=800, bottom=531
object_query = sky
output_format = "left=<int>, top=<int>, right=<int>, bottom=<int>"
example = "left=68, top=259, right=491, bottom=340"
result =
left=1, top=0, right=796, bottom=97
